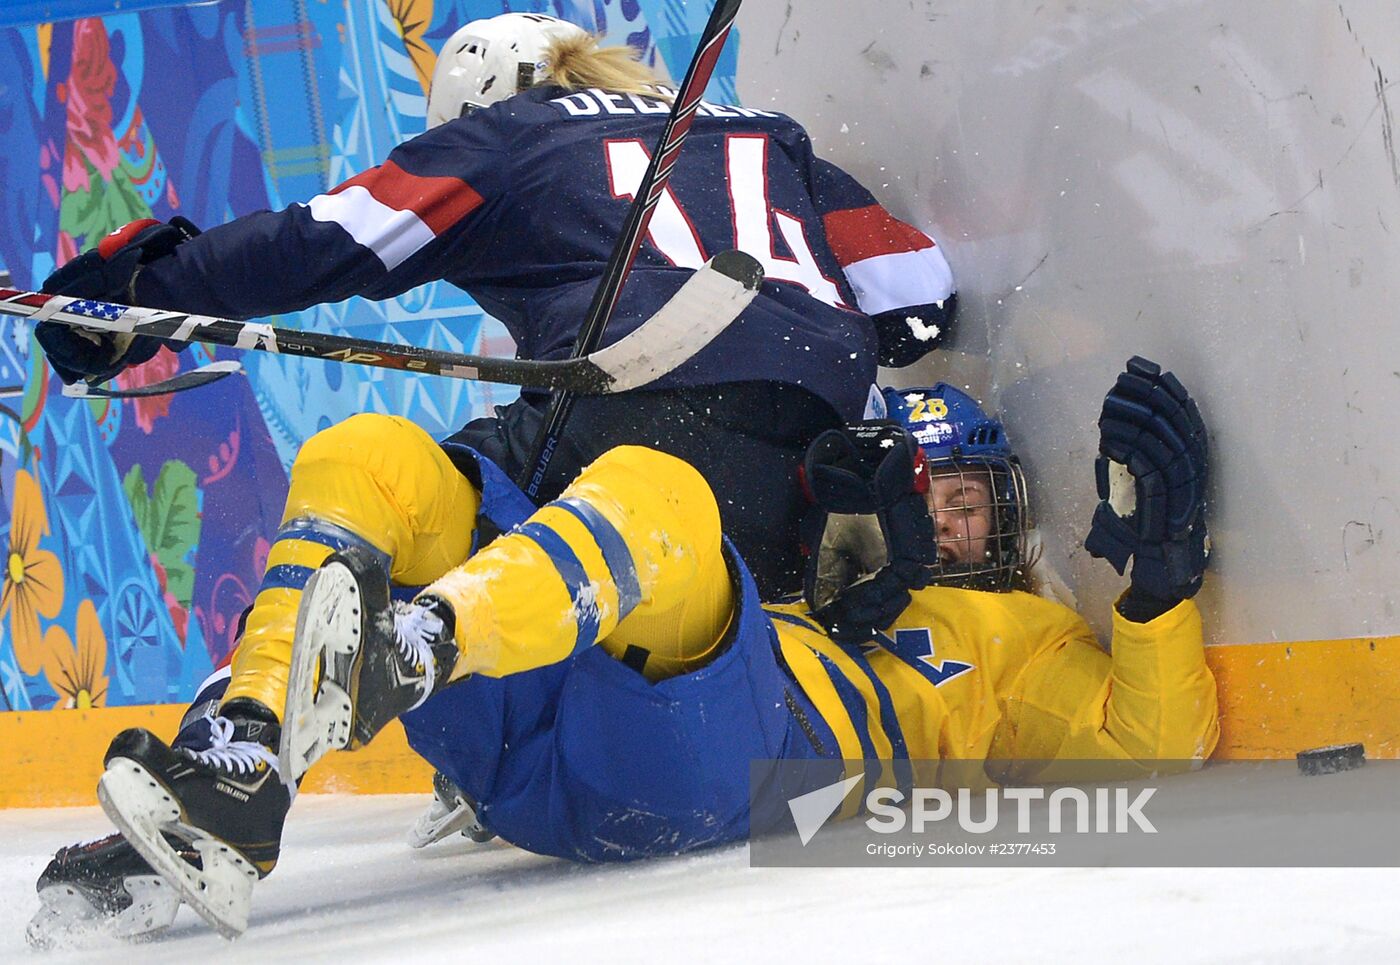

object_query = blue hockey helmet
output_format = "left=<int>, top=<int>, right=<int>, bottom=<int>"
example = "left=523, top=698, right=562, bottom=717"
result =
left=879, top=384, right=1029, bottom=590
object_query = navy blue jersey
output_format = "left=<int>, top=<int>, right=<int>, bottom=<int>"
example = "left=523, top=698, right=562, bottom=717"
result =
left=136, top=85, right=955, bottom=420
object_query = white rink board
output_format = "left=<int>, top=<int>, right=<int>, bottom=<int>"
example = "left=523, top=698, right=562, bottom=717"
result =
left=735, top=0, right=1400, bottom=645
left=3, top=785, right=1399, bottom=963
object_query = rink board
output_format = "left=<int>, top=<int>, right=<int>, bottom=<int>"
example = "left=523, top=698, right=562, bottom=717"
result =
left=0, top=707, right=432, bottom=808
left=3, top=635, right=1397, bottom=808
left=1208, top=634, right=1400, bottom=759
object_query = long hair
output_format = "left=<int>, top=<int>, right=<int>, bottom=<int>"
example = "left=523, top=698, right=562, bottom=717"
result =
left=543, top=33, right=669, bottom=98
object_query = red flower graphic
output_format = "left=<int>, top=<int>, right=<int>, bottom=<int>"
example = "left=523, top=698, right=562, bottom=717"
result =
left=115, top=347, right=181, bottom=434
left=59, top=18, right=120, bottom=194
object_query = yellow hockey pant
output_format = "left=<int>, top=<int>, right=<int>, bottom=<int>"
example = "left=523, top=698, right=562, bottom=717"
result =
left=225, top=414, right=732, bottom=715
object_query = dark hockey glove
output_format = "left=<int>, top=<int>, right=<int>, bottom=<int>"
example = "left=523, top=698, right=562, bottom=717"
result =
left=36, top=216, right=200, bottom=385
left=1084, top=356, right=1210, bottom=606
left=872, top=292, right=958, bottom=367
left=800, top=421, right=938, bottom=643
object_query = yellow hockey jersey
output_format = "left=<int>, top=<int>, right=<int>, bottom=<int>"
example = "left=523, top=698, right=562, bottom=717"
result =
left=765, top=588, right=1219, bottom=783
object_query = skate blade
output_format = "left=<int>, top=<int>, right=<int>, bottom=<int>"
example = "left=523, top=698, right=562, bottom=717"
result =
left=26, top=875, right=179, bottom=949
left=280, top=562, right=364, bottom=783
left=407, top=796, right=493, bottom=849
left=98, top=758, right=257, bottom=940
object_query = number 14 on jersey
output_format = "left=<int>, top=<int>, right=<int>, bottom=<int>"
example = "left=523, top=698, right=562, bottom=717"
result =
left=606, top=134, right=847, bottom=310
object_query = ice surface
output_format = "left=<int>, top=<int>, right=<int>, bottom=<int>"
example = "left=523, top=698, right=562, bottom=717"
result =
left=4, top=790, right=1400, bottom=963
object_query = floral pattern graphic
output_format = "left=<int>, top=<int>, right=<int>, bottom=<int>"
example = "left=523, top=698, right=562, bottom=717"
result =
left=42, top=600, right=109, bottom=709
left=60, top=19, right=120, bottom=194
left=1, top=470, right=65, bottom=676
left=56, top=18, right=153, bottom=262
left=123, top=458, right=202, bottom=641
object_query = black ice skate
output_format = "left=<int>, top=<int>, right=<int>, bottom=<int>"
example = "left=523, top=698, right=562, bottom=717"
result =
left=279, top=546, right=459, bottom=783
left=26, top=831, right=184, bottom=948
left=95, top=709, right=289, bottom=939
left=407, top=770, right=496, bottom=849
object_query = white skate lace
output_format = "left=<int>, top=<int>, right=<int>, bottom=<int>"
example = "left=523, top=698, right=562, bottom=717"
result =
left=392, top=602, right=445, bottom=712
left=185, top=716, right=279, bottom=776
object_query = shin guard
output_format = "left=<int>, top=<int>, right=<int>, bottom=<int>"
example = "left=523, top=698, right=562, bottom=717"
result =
left=225, top=414, right=480, bottom=717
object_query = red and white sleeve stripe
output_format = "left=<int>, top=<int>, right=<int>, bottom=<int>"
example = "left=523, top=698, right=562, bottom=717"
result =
left=822, top=205, right=954, bottom=316
left=301, top=160, right=484, bottom=271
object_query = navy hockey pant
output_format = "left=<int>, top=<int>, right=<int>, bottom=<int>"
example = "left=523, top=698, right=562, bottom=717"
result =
left=399, top=545, right=835, bottom=863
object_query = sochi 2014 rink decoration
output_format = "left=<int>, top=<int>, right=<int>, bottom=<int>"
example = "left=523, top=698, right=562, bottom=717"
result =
left=0, top=0, right=737, bottom=711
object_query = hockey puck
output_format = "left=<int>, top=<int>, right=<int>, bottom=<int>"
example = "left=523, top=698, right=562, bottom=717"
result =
left=1296, top=743, right=1366, bottom=776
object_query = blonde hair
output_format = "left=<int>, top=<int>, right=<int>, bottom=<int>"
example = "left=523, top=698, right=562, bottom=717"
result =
left=544, top=33, right=669, bottom=98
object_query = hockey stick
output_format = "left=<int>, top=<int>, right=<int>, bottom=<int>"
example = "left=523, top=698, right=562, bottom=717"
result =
left=520, top=0, right=745, bottom=499
left=0, top=251, right=759, bottom=396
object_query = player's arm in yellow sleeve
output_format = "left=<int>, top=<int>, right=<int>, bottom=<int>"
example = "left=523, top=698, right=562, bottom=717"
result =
left=988, top=596, right=1218, bottom=777
left=988, top=356, right=1218, bottom=779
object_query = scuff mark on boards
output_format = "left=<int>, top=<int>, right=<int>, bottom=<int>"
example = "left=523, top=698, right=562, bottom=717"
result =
left=1338, top=4, right=1400, bottom=191
left=1376, top=64, right=1400, bottom=190
left=775, top=1, right=794, bottom=56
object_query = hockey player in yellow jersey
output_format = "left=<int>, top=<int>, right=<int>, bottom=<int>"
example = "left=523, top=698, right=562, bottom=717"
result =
left=765, top=362, right=1217, bottom=772
left=83, top=357, right=1217, bottom=937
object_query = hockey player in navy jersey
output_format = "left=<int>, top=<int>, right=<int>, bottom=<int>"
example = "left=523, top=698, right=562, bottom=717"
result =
left=30, top=356, right=1217, bottom=941
left=34, top=11, right=955, bottom=600
left=29, top=12, right=959, bottom=943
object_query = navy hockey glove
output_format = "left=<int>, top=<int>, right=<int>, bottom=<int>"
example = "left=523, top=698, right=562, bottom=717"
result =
left=800, top=422, right=938, bottom=643
left=36, top=216, right=199, bottom=385
left=1084, top=356, right=1210, bottom=604
left=872, top=293, right=958, bottom=368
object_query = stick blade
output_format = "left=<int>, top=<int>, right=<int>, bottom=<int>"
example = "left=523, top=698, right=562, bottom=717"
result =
left=61, top=361, right=243, bottom=399
left=588, top=251, right=763, bottom=393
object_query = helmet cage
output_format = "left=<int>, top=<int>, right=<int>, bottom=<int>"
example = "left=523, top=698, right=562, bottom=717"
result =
left=923, top=451, right=1029, bottom=591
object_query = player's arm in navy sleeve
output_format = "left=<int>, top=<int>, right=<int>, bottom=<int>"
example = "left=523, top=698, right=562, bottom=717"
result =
left=132, top=117, right=507, bottom=320
left=810, top=156, right=957, bottom=367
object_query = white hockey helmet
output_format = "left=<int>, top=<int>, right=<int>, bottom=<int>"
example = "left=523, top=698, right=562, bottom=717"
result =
left=426, top=13, right=588, bottom=127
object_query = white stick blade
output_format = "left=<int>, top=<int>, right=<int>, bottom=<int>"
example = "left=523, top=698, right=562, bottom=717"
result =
left=589, top=251, right=763, bottom=393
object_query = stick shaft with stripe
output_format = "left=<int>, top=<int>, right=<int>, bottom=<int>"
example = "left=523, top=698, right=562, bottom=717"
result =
left=520, top=0, right=745, bottom=499
left=0, top=251, right=761, bottom=396
left=0, top=288, right=610, bottom=391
